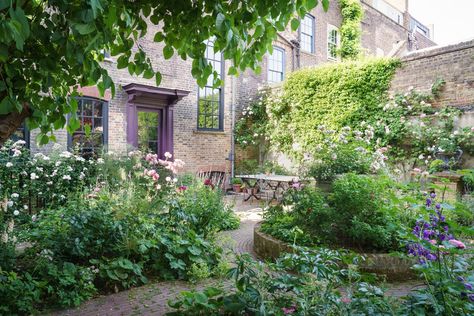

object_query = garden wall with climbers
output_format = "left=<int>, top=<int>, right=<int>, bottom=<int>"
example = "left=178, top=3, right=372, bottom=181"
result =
left=235, top=39, right=474, bottom=174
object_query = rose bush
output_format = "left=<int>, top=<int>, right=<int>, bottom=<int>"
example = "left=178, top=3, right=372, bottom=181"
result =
left=0, top=146, right=238, bottom=313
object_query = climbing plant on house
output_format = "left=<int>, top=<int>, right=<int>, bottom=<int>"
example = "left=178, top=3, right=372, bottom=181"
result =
left=266, top=58, right=400, bottom=158
left=339, top=0, right=363, bottom=60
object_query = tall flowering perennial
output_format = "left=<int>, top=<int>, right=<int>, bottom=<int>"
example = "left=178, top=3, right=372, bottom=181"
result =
left=408, top=192, right=456, bottom=264
left=406, top=192, right=474, bottom=309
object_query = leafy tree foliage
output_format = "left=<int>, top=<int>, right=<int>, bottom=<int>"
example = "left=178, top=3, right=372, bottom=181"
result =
left=0, top=0, right=329, bottom=144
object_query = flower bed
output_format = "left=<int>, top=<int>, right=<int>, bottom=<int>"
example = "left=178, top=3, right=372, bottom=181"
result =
left=0, top=141, right=239, bottom=314
left=254, top=221, right=416, bottom=281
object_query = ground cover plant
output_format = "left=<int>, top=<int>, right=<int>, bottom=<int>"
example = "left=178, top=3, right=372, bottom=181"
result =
left=168, top=247, right=400, bottom=315
left=0, top=140, right=239, bottom=314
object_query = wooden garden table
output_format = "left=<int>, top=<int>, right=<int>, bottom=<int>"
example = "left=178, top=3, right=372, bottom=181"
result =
left=236, top=174, right=302, bottom=201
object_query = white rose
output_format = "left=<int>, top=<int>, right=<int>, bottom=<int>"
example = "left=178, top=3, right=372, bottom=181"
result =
left=30, top=173, right=39, bottom=180
left=13, top=210, right=20, bottom=216
left=173, top=178, right=178, bottom=183
left=165, top=176, right=172, bottom=182
left=11, top=193, right=19, bottom=199
left=6, top=162, right=13, bottom=168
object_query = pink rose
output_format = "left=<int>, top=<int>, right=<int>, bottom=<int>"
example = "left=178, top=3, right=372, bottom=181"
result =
left=152, top=173, right=160, bottom=181
left=429, top=239, right=437, bottom=245
left=147, top=169, right=157, bottom=177
left=449, top=239, right=466, bottom=249
left=281, top=306, right=296, bottom=314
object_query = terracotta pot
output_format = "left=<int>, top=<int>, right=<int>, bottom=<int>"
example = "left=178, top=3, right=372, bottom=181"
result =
left=233, top=184, right=242, bottom=193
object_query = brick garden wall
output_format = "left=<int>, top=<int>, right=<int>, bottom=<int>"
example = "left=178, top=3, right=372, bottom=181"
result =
left=390, top=39, right=474, bottom=108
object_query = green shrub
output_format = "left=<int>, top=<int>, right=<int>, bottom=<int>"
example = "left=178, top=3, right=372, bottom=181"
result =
left=91, top=257, right=147, bottom=292
left=262, top=187, right=331, bottom=245
left=330, top=174, right=400, bottom=251
left=176, top=184, right=240, bottom=235
left=0, top=270, right=41, bottom=315
left=33, top=261, right=97, bottom=307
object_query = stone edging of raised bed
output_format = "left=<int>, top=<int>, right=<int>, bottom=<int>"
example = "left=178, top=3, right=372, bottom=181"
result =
left=253, top=221, right=417, bottom=281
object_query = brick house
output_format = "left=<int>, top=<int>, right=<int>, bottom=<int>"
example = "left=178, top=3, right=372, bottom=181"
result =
left=14, top=0, right=435, bottom=173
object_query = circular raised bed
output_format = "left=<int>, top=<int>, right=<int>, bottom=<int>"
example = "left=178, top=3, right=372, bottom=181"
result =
left=254, top=222, right=416, bottom=281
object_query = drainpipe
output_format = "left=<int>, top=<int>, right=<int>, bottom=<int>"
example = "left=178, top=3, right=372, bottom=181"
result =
left=290, top=39, right=301, bottom=69
left=230, top=63, right=236, bottom=180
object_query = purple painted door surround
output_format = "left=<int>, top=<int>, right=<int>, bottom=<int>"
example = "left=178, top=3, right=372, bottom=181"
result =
left=123, top=83, right=189, bottom=159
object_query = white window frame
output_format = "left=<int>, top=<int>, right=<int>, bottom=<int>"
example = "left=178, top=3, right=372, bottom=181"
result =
left=327, top=24, right=340, bottom=61
left=299, top=14, right=315, bottom=53
left=267, top=46, right=285, bottom=84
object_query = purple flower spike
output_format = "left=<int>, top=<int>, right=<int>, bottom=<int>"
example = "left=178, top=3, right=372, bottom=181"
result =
left=430, top=192, right=436, bottom=198
left=435, top=203, right=441, bottom=209
left=426, top=198, right=432, bottom=207
left=465, top=283, right=473, bottom=291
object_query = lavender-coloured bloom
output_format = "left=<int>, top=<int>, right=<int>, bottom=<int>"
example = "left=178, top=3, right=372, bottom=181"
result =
left=469, top=294, right=474, bottom=302
left=430, top=192, right=436, bottom=198
left=435, top=203, right=441, bottom=209
left=464, top=283, right=473, bottom=291
left=426, top=198, right=432, bottom=207
left=457, top=276, right=465, bottom=282
left=423, top=230, right=432, bottom=239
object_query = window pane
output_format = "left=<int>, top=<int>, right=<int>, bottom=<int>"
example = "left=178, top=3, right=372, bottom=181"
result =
left=198, top=39, right=223, bottom=130
left=268, top=47, right=285, bottom=83
left=72, top=98, right=106, bottom=157
left=300, top=14, right=314, bottom=53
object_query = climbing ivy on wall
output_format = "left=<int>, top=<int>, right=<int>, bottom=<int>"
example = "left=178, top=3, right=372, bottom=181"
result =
left=266, top=58, right=400, bottom=157
left=339, top=0, right=363, bottom=60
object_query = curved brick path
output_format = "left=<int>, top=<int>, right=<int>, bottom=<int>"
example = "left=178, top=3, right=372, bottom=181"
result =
left=51, top=196, right=422, bottom=315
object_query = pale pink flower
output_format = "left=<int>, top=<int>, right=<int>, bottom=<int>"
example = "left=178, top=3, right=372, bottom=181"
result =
left=413, top=168, right=421, bottom=173
left=341, top=297, right=351, bottom=304
left=449, top=239, right=466, bottom=249
left=164, top=152, right=172, bottom=159
left=429, top=240, right=437, bottom=245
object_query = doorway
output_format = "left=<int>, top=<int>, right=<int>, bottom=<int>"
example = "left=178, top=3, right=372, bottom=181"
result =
left=137, top=109, right=162, bottom=155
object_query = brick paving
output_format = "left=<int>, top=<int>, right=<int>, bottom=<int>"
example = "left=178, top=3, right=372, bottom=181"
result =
left=50, top=195, right=423, bottom=315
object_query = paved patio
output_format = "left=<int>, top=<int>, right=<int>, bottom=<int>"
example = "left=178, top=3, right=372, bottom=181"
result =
left=51, top=195, right=423, bottom=316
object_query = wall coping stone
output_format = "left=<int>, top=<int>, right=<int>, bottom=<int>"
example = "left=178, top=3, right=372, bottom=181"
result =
left=401, top=38, right=474, bottom=61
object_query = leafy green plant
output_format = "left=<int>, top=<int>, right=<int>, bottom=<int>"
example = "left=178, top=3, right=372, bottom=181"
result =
left=34, top=261, right=97, bottom=307
left=266, top=58, right=400, bottom=158
left=169, top=249, right=397, bottom=315
left=330, top=174, right=400, bottom=251
left=0, top=270, right=41, bottom=315
left=231, top=178, right=242, bottom=185
left=187, top=262, right=211, bottom=284
left=339, top=0, right=363, bottom=60
left=174, top=183, right=240, bottom=236
left=91, top=257, right=147, bottom=292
